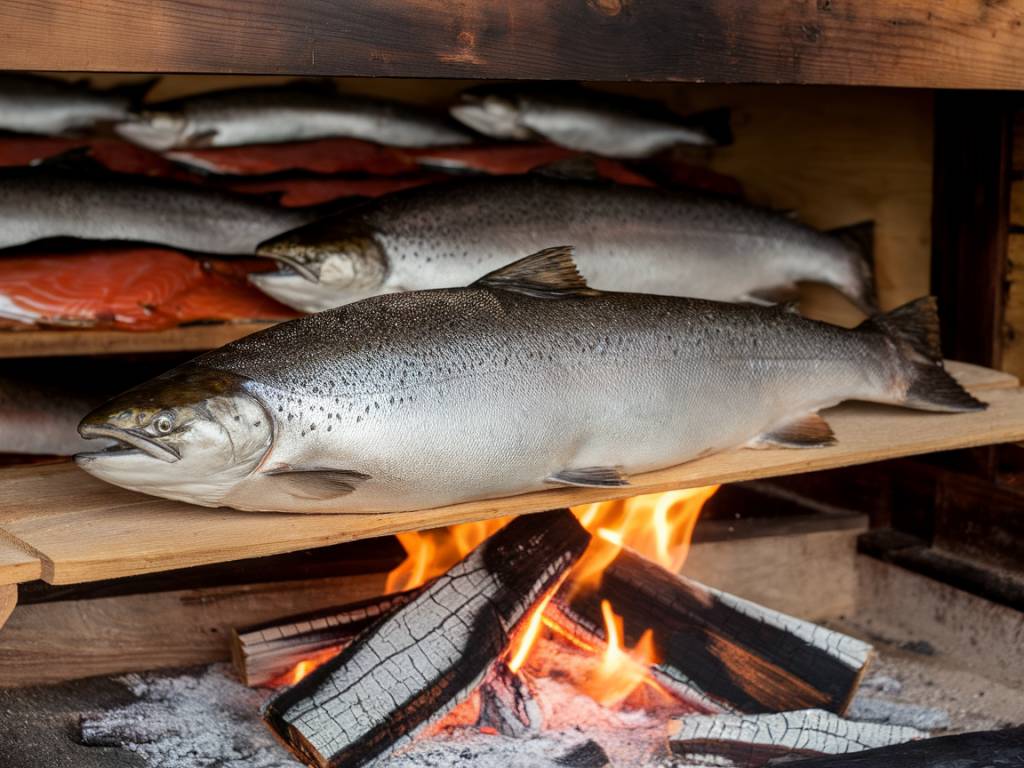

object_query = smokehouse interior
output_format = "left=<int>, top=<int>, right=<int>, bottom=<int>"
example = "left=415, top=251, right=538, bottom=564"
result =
left=0, top=3, right=1022, bottom=767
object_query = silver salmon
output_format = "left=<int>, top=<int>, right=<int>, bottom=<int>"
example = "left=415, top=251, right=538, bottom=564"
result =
left=76, top=247, right=981, bottom=514
left=0, top=74, right=152, bottom=136
left=251, top=175, right=876, bottom=313
left=0, top=161, right=319, bottom=255
left=451, top=85, right=731, bottom=158
left=115, top=84, right=475, bottom=152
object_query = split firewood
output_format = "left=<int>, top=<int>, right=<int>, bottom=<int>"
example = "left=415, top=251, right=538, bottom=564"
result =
left=554, top=739, right=612, bottom=767
left=667, top=709, right=925, bottom=767
left=781, top=726, right=1024, bottom=767
left=263, top=509, right=590, bottom=768
left=476, top=661, right=543, bottom=738
left=232, top=590, right=416, bottom=687
left=550, top=547, right=873, bottom=714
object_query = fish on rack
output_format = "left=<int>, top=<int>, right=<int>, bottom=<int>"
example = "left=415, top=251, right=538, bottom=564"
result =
left=450, top=84, right=732, bottom=158
left=0, top=369, right=113, bottom=456
left=0, top=153, right=325, bottom=255
left=76, top=247, right=982, bottom=514
left=0, top=74, right=154, bottom=137
left=115, top=82, right=476, bottom=152
left=250, top=174, right=877, bottom=314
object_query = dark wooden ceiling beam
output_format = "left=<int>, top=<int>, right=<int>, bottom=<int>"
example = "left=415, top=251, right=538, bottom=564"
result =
left=2, top=1, right=1024, bottom=87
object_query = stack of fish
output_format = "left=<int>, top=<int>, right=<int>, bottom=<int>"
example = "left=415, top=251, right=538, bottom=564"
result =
left=2, top=75, right=980, bottom=499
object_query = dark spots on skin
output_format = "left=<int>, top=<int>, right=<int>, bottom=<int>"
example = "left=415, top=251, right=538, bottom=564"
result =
left=356, top=415, right=362, bottom=423
left=233, top=415, right=240, bottom=422
left=327, top=425, right=332, bottom=432
left=309, top=424, right=316, bottom=430
left=287, top=414, right=295, bottom=421
left=253, top=421, right=261, bottom=428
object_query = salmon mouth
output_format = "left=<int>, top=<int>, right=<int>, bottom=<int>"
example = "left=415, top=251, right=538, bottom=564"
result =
left=77, top=425, right=180, bottom=463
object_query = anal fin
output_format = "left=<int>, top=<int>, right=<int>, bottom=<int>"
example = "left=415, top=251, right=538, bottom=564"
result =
left=546, top=466, right=630, bottom=488
left=261, top=464, right=371, bottom=500
left=750, top=414, right=836, bottom=449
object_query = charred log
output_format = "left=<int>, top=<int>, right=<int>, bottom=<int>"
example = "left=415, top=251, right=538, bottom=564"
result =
left=551, top=547, right=873, bottom=714
left=476, top=661, right=542, bottom=738
left=667, top=709, right=924, bottom=767
left=263, top=509, right=590, bottom=768
left=555, top=739, right=611, bottom=768
left=781, top=727, right=1024, bottom=768
left=232, top=590, right=416, bottom=687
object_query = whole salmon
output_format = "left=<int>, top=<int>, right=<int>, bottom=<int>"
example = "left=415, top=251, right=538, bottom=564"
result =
left=0, top=161, right=318, bottom=255
left=0, top=74, right=152, bottom=136
left=116, top=84, right=474, bottom=152
left=76, top=247, right=981, bottom=514
left=252, top=175, right=877, bottom=313
left=451, top=84, right=731, bottom=157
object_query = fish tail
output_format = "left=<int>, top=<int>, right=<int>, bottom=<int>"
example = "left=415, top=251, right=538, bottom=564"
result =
left=827, top=220, right=878, bottom=314
left=861, top=296, right=986, bottom=413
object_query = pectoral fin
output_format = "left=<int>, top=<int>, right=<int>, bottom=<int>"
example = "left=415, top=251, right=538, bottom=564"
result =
left=750, top=414, right=836, bottom=448
left=261, top=464, right=371, bottom=500
left=546, top=466, right=630, bottom=488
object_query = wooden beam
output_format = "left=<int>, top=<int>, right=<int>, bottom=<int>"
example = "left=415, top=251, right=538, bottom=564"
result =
left=550, top=549, right=873, bottom=714
left=667, top=709, right=923, bottom=767
left=931, top=91, right=1014, bottom=370
left=0, top=572, right=391, bottom=687
left=2, top=2, right=1024, bottom=88
left=0, top=585, right=15, bottom=632
left=0, top=362, right=1018, bottom=586
left=264, top=510, right=589, bottom=768
left=0, top=323, right=273, bottom=359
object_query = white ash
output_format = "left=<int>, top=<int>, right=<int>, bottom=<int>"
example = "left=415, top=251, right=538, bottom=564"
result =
left=80, top=664, right=296, bottom=768
left=847, top=696, right=952, bottom=731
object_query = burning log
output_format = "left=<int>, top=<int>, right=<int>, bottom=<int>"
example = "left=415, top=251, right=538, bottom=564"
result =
left=232, top=590, right=416, bottom=687
left=476, top=661, right=543, bottom=737
left=551, top=547, right=873, bottom=714
left=780, top=727, right=1024, bottom=768
left=667, top=709, right=924, bottom=767
left=263, top=509, right=590, bottom=768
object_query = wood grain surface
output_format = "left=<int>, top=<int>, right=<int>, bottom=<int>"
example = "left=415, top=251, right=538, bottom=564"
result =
left=0, top=361, right=1014, bottom=586
left=3, top=1, right=1024, bottom=88
left=0, top=585, right=15, bottom=633
left=0, top=323, right=274, bottom=359
left=0, top=540, right=41, bottom=586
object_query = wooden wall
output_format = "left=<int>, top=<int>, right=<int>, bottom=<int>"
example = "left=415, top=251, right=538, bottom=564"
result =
left=1004, top=112, right=1024, bottom=379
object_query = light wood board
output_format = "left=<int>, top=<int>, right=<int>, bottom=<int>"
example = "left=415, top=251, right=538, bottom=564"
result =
left=0, top=323, right=274, bottom=359
left=0, top=361, right=1015, bottom=586
left=0, top=539, right=41, bottom=586
left=0, top=585, right=15, bottom=633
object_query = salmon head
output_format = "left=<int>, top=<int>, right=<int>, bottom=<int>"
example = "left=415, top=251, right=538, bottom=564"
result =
left=253, top=219, right=389, bottom=312
left=75, top=367, right=272, bottom=506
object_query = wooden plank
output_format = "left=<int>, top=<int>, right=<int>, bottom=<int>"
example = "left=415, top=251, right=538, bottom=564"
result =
left=932, top=91, right=1014, bottom=371
left=0, top=585, right=15, bottom=632
left=1002, top=235, right=1024, bottom=380
left=3, top=2, right=1024, bottom=88
left=0, top=363, right=1016, bottom=586
left=0, top=539, right=41, bottom=586
left=0, top=572, right=389, bottom=687
left=0, top=323, right=274, bottom=359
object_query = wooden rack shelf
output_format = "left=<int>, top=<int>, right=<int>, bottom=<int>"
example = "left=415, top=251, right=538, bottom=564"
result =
left=0, top=323, right=275, bottom=359
left=0, top=361, right=1019, bottom=588
left=2, top=1, right=1024, bottom=89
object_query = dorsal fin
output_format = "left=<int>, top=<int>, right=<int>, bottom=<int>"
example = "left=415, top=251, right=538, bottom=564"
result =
left=472, top=246, right=597, bottom=299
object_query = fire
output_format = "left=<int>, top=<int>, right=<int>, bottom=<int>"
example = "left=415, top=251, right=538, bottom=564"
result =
left=274, top=645, right=344, bottom=687
left=584, top=600, right=667, bottom=708
left=304, top=485, right=719, bottom=709
left=385, top=516, right=511, bottom=593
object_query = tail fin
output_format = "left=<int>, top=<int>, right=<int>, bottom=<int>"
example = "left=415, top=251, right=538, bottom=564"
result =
left=860, top=297, right=986, bottom=412
left=680, top=107, right=733, bottom=147
left=827, top=220, right=878, bottom=315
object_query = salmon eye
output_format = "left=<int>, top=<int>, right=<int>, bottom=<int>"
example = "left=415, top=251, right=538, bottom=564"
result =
left=153, top=413, right=174, bottom=435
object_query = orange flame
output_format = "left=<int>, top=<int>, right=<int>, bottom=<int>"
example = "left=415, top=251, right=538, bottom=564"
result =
left=385, top=517, right=511, bottom=593
left=273, top=645, right=344, bottom=687
left=583, top=600, right=668, bottom=708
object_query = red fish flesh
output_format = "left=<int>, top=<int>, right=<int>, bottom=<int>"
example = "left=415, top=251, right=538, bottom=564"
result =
left=0, top=247, right=298, bottom=331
